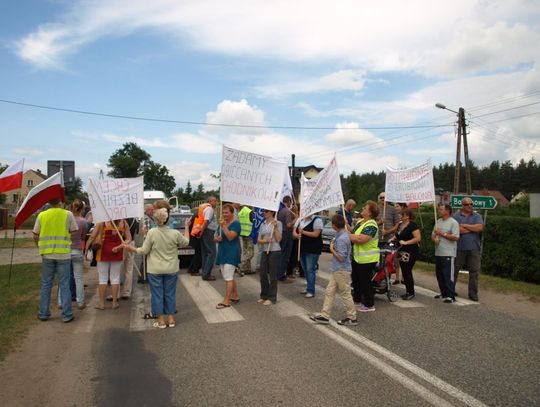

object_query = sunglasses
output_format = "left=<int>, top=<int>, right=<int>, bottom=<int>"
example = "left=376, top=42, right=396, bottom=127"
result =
left=379, top=196, right=385, bottom=200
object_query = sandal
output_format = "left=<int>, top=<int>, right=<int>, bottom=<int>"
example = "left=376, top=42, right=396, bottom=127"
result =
left=216, top=302, right=231, bottom=309
left=143, top=313, right=157, bottom=319
left=112, top=303, right=120, bottom=310
left=94, top=304, right=105, bottom=310
left=152, top=321, right=167, bottom=329
left=231, top=298, right=240, bottom=304
left=167, top=320, right=176, bottom=328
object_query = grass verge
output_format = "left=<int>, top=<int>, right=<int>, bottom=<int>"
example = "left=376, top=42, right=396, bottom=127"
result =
left=0, top=263, right=41, bottom=361
left=0, top=238, right=36, bottom=249
left=416, top=261, right=540, bottom=301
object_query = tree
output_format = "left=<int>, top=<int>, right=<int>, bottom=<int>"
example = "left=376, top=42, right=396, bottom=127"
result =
left=64, top=176, right=87, bottom=203
left=107, top=142, right=151, bottom=178
left=184, top=181, right=193, bottom=201
left=143, top=161, right=176, bottom=196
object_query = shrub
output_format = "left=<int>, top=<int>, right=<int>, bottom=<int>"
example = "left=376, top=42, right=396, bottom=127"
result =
left=416, top=213, right=540, bottom=284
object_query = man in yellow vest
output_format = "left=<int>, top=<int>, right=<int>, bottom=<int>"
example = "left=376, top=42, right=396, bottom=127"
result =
left=238, top=204, right=255, bottom=275
left=33, top=198, right=79, bottom=323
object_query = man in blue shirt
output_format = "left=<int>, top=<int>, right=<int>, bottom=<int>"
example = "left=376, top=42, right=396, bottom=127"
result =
left=453, top=197, right=484, bottom=301
left=310, top=214, right=357, bottom=326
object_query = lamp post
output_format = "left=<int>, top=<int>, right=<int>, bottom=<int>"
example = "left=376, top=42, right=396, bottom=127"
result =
left=435, top=103, right=472, bottom=195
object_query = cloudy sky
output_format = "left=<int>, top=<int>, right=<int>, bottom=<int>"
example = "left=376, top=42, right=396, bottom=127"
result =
left=1, top=0, right=539, bottom=191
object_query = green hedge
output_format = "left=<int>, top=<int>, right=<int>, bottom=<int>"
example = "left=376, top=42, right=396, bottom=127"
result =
left=415, top=214, right=540, bottom=284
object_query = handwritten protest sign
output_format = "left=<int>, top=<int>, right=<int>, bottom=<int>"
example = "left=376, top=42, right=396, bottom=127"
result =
left=385, top=160, right=435, bottom=203
left=87, top=177, right=144, bottom=223
left=300, top=156, right=344, bottom=218
left=221, top=145, right=288, bottom=211
left=300, top=172, right=318, bottom=204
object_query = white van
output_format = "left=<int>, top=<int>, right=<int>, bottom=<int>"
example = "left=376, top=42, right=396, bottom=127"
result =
left=143, top=190, right=166, bottom=205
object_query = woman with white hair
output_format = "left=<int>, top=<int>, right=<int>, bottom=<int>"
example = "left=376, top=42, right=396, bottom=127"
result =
left=125, top=202, right=190, bottom=328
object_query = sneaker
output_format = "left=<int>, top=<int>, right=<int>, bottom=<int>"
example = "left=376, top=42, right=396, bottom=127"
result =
left=263, top=299, right=273, bottom=306
left=443, top=297, right=455, bottom=303
left=310, top=314, right=330, bottom=324
left=300, top=289, right=308, bottom=294
left=62, top=316, right=75, bottom=323
left=468, top=296, right=479, bottom=302
left=357, top=305, right=375, bottom=312
left=304, top=293, right=314, bottom=298
left=37, top=315, right=49, bottom=321
left=434, top=294, right=443, bottom=299
left=77, top=303, right=87, bottom=310
left=257, top=299, right=265, bottom=304
left=401, top=293, right=415, bottom=301
left=337, top=318, right=358, bottom=326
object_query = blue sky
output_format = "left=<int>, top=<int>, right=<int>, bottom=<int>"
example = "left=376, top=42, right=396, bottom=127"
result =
left=1, top=0, right=539, bottom=191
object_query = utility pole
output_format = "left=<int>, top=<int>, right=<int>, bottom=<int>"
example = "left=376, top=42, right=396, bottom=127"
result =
left=460, top=107, right=472, bottom=195
left=437, top=103, right=472, bottom=195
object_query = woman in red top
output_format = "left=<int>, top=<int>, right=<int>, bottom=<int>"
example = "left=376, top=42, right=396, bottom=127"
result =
left=87, top=219, right=131, bottom=310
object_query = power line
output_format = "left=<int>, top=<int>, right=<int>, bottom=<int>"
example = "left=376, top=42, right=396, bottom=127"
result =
left=465, top=90, right=540, bottom=113
left=471, top=100, right=540, bottom=118
left=0, top=98, right=452, bottom=131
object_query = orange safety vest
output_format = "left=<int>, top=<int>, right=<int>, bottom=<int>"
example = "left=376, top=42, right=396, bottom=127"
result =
left=191, top=203, right=211, bottom=237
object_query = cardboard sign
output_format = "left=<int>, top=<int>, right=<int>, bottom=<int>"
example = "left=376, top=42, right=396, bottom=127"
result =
left=221, top=145, right=288, bottom=211
left=385, top=160, right=435, bottom=203
left=88, top=177, right=144, bottom=223
left=300, top=156, right=344, bottom=218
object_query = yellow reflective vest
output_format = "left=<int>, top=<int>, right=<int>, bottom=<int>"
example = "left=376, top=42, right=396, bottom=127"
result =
left=238, top=206, right=252, bottom=236
left=37, top=208, right=71, bottom=255
left=352, top=219, right=379, bottom=264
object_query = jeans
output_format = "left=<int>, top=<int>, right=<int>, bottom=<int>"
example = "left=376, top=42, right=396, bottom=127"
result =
left=39, top=258, right=73, bottom=320
left=300, top=252, right=320, bottom=295
left=200, top=229, right=217, bottom=279
left=435, top=256, right=455, bottom=299
left=148, top=273, right=178, bottom=315
left=277, top=230, right=293, bottom=280
left=58, top=251, right=83, bottom=306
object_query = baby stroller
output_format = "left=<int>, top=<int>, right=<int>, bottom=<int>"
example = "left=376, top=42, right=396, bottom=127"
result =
left=371, top=242, right=399, bottom=302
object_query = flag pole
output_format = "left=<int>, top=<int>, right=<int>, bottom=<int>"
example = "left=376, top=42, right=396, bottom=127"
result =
left=6, top=227, right=17, bottom=287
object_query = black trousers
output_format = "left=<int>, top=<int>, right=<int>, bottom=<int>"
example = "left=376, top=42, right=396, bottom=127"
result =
left=399, top=251, right=417, bottom=295
left=352, top=261, right=376, bottom=307
left=188, top=235, right=202, bottom=273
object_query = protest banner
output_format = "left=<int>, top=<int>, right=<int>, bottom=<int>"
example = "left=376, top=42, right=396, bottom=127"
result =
left=385, top=160, right=435, bottom=203
left=299, top=172, right=318, bottom=204
left=300, top=156, right=344, bottom=218
left=87, top=177, right=144, bottom=223
left=221, top=145, right=288, bottom=212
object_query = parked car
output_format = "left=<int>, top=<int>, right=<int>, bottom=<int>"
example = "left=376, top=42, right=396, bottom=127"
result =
left=319, top=215, right=336, bottom=252
left=178, top=205, right=192, bottom=215
left=170, top=212, right=196, bottom=268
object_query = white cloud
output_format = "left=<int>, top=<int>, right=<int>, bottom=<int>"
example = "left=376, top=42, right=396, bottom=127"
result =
left=325, top=122, right=381, bottom=146
left=256, top=70, right=365, bottom=98
left=102, top=133, right=168, bottom=148
left=13, top=0, right=540, bottom=79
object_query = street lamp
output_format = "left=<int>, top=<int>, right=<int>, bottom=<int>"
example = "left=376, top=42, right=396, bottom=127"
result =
left=435, top=102, right=471, bottom=195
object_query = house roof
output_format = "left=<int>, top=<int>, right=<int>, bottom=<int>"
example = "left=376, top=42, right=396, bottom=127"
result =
left=472, top=189, right=510, bottom=207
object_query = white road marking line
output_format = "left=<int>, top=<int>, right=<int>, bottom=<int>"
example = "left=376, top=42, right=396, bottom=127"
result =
left=302, top=315, right=456, bottom=407
left=74, top=288, right=98, bottom=333
left=414, top=286, right=479, bottom=306
left=238, top=275, right=487, bottom=407
left=238, top=276, right=305, bottom=317
left=319, top=268, right=478, bottom=306
left=329, top=319, right=488, bottom=407
left=180, top=274, right=244, bottom=324
left=391, top=299, right=426, bottom=308
left=129, top=280, right=153, bottom=332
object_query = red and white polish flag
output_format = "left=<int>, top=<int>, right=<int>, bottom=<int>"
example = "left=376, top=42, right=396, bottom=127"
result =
left=15, top=171, right=65, bottom=229
left=0, top=159, right=24, bottom=194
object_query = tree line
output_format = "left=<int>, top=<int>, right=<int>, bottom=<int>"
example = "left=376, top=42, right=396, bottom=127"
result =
left=341, top=158, right=539, bottom=206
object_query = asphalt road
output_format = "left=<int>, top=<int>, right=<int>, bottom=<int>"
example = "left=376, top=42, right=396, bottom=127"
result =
left=1, top=253, right=539, bottom=407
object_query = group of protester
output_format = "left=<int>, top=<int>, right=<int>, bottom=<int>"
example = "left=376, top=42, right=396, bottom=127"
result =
left=32, top=191, right=483, bottom=328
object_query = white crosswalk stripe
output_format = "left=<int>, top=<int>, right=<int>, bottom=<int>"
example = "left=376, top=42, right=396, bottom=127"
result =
left=179, top=274, right=244, bottom=324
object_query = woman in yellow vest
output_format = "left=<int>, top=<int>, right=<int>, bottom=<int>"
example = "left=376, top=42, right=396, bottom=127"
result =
left=350, top=200, right=380, bottom=313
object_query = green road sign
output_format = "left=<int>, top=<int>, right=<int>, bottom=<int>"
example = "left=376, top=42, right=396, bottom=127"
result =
left=450, top=195, right=498, bottom=210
